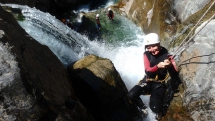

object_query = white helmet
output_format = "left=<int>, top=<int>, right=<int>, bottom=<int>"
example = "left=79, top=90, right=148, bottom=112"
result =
left=108, top=8, right=111, bottom=11
left=96, top=14, right=100, bottom=17
left=144, top=33, right=160, bottom=46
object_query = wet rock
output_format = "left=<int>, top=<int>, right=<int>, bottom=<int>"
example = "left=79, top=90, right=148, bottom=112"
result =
left=0, top=6, right=94, bottom=121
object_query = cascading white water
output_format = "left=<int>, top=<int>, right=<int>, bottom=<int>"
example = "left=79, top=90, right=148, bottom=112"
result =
left=2, top=4, right=157, bottom=121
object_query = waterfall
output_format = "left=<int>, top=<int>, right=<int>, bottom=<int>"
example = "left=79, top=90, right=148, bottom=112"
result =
left=2, top=4, right=157, bottom=121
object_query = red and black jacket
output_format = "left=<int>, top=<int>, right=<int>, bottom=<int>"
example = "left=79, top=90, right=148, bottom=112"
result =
left=96, top=17, right=100, bottom=25
left=108, top=10, right=114, bottom=18
left=144, top=47, right=178, bottom=81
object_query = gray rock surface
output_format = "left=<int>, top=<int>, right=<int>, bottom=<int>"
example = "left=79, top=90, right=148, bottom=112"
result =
left=173, top=0, right=211, bottom=22
left=179, top=20, right=215, bottom=121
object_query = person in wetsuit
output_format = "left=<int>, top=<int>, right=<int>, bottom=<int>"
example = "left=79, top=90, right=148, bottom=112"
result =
left=128, top=33, right=181, bottom=120
left=96, top=14, right=101, bottom=31
left=66, top=19, right=73, bottom=29
left=107, top=8, right=114, bottom=20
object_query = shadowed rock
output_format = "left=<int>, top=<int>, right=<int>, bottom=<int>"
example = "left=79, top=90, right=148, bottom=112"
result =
left=67, top=54, right=142, bottom=121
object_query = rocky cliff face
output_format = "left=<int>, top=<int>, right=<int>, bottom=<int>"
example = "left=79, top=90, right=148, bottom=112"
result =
left=179, top=20, right=215, bottom=121
left=0, top=6, right=95, bottom=121
left=173, top=0, right=211, bottom=22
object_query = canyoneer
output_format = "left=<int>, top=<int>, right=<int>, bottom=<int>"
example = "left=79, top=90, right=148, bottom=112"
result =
left=96, top=14, right=101, bottom=31
left=128, top=33, right=181, bottom=120
left=107, top=8, right=114, bottom=20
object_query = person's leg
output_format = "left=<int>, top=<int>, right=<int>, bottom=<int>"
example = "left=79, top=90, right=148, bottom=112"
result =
left=128, top=77, right=149, bottom=110
left=149, top=86, right=166, bottom=113
left=149, top=84, right=166, bottom=120
left=128, top=85, right=146, bottom=109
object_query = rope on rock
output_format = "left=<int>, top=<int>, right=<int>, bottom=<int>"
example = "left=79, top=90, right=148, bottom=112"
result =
left=172, top=0, right=215, bottom=59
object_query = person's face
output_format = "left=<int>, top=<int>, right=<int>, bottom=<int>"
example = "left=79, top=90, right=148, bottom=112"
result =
left=146, top=44, right=160, bottom=55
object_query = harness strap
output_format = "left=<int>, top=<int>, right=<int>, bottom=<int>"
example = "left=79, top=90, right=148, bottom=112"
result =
left=147, top=73, right=170, bottom=83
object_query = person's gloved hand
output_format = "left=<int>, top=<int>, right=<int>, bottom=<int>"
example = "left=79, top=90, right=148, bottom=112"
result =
left=157, top=62, right=167, bottom=69
left=157, top=59, right=172, bottom=69
left=164, top=59, right=172, bottom=67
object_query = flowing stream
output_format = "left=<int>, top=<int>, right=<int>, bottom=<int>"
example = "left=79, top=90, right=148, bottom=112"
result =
left=2, top=3, right=157, bottom=121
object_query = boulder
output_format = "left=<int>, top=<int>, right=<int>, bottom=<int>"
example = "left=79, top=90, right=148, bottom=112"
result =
left=67, top=54, right=141, bottom=121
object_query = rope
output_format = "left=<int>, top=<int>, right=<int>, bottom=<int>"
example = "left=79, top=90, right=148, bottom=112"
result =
left=147, top=73, right=170, bottom=83
left=173, top=12, right=215, bottom=58
left=172, top=0, right=215, bottom=58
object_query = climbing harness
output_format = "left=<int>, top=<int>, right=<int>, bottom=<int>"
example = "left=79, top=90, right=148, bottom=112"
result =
left=172, top=0, right=215, bottom=59
left=146, top=73, right=170, bottom=83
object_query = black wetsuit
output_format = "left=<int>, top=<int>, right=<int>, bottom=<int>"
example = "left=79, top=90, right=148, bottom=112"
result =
left=108, top=10, right=114, bottom=20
